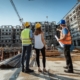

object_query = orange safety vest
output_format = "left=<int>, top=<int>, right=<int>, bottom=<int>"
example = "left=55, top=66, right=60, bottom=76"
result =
left=59, top=28, right=72, bottom=45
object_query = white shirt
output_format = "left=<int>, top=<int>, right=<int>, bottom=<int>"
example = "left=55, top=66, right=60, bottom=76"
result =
left=34, top=34, right=44, bottom=49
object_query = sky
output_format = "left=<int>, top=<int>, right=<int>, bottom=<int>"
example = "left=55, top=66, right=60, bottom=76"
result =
left=0, top=0, right=78, bottom=26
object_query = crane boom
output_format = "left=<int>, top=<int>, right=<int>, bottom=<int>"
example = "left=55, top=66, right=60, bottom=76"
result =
left=10, top=0, right=23, bottom=24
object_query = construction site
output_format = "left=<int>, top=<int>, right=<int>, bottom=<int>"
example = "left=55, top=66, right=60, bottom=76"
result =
left=0, top=0, right=80, bottom=80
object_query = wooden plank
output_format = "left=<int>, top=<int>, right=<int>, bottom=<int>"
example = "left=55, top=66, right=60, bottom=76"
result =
left=0, top=47, right=4, bottom=61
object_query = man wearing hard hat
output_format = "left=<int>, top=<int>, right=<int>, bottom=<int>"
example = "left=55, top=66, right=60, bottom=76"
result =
left=58, top=20, right=73, bottom=73
left=21, top=22, right=34, bottom=73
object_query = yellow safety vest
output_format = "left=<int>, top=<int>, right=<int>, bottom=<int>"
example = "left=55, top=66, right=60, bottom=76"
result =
left=21, top=28, right=32, bottom=45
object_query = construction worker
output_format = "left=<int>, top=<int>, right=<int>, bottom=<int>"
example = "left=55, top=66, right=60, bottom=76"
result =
left=20, top=22, right=34, bottom=73
left=51, top=44, right=54, bottom=50
left=34, top=23, right=47, bottom=72
left=58, top=20, right=73, bottom=73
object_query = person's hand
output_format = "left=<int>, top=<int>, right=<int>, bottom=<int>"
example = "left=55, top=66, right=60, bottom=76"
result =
left=57, top=39, right=60, bottom=41
left=45, top=45, right=47, bottom=49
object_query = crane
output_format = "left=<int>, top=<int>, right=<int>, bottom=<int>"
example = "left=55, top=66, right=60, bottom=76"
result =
left=10, top=0, right=34, bottom=27
left=10, top=0, right=23, bottom=27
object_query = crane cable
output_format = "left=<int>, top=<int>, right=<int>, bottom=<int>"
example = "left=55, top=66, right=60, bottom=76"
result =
left=10, top=0, right=23, bottom=25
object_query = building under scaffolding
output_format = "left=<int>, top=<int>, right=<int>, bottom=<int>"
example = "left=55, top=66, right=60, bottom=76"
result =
left=0, top=25, right=22, bottom=47
left=0, top=21, right=58, bottom=47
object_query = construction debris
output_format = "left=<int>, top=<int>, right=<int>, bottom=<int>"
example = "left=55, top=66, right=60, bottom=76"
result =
left=0, top=54, right=21, bottom=68
left=0, top=47, right=21, bottom=61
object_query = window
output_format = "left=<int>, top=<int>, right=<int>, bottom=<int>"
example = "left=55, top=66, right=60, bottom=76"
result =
left=6, top=33, right=8, bottom=35
left=79, top=6, right=80, bottom=10
left=74, top=16, right=76, bottom=20
left=72, top=29, right=74, bottom=31
left=9, top=33, right=11, bottom=35
left=2, top=33, right=4, bottom=35
left=17, top=29, right=19, bottom=31
left=66, top=16, right=69, bottom=20
left=73, top=11, right=75, bottom=13
left=42, top=29, right=44, bottom=31
left=70, top=18, right=72, bottom=22
left=5, top=40, right=7, bottom=42
left=73, top=35, right=74, bottom=37
left=6, top=30, right=8, bottom=31
left=17, top=40, right=18, bottom=42
left=70, top=14, right=72, bottom=16
left=17, top=33, right=19, bottom=35
left=77, top=34, right=79, bottom=36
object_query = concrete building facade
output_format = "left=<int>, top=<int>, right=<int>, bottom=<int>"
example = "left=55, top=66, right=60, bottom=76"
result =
left=0, top=21, right=57, bottom=47
left=0, top=25, right=22, bottom=47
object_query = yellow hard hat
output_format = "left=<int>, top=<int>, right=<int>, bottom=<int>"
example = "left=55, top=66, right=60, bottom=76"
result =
left=35, top=23, right=41, bottom=29
left=24, top=22, right=30, bottom=27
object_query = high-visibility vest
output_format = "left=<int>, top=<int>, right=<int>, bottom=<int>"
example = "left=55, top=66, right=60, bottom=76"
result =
left=21, top=28, right=32, bottom=45
left=59, top=28, right=72, bottom=45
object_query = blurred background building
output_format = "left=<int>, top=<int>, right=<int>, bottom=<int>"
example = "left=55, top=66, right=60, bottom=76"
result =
left=0, top=21, right=58, bottom=47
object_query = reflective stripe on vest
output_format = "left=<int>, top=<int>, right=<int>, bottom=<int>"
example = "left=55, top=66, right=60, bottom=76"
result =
left=59, top=28, right=72, bottom=44
left=21, top=29, right=32, bottom=44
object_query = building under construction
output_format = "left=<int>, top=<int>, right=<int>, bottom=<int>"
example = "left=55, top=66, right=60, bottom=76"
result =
left=0, top=21, right=57, bottom=47
left=0, top=21, right=59, bottom=61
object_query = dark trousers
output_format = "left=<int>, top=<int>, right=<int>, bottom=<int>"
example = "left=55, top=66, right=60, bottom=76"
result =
left=35, top=47, right=46, bottom=68
left=21, top=45, right=31, bottom=70
left=64, top=45, right=73, bottom=71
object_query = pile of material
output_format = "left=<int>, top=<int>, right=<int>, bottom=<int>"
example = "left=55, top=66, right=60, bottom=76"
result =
left=0, top=47, right=21, bottom=61
left=45, top=50, right=60, bottom=56
left=0, top=54, right=21, bottom=68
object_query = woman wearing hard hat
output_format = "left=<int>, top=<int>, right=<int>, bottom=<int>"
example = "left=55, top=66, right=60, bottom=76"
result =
left=34, top=23, right=47, bottom=72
